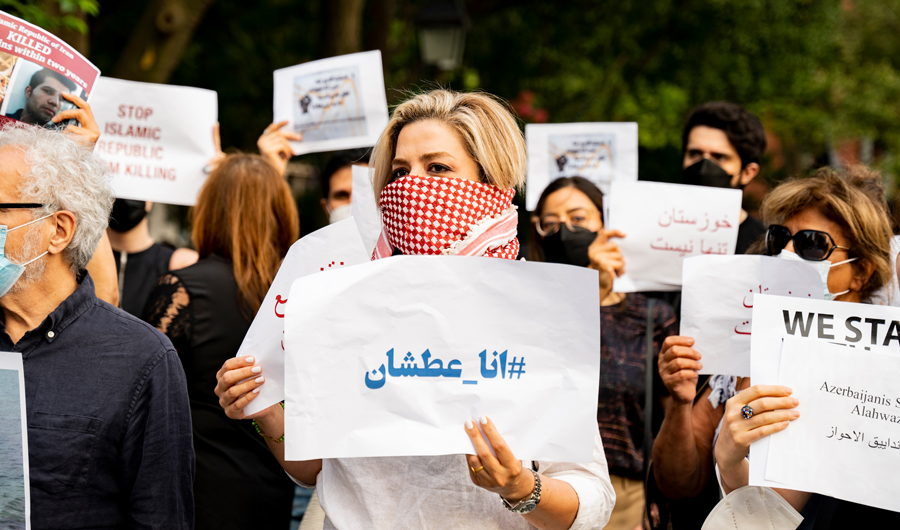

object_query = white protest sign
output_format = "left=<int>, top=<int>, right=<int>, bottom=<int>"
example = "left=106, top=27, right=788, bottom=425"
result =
left=274, top=50, right=388, bottom=156
left=283, top=256, right=600, bottom=462
left=91, top=77, right=217, bottom=205
left=607, top=181, right=742, bottom=291
left=749, top=295, right=900, bottom=488
left=351, top=165, right=381, bottom=255
left=763, top=336, right=900, bottom=513
left=525, top=122, right=638, bottom=211
left=0, top=351, right=30, bottom=529
left=237, top=217, right=369, bottom=415
left=681, top=255, right=822, bottom=377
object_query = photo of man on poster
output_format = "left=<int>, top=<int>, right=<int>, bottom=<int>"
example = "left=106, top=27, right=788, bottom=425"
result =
left=5, top=67, right=76, bottom=126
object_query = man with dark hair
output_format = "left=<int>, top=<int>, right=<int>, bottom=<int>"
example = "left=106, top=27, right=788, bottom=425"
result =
left=6, top=68, right=77, bottom=126
left=681, top=101, right=767, bottom=254
left=319, top=148, right=371, bottom=224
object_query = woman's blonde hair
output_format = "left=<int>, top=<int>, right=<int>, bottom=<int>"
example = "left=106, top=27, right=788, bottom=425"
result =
left=760, top=165, right=892, bottom=302
left=371, top=89, right=526, bottom=197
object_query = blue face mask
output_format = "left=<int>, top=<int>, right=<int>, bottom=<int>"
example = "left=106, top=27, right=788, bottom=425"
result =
left=0, top=214, right=51, bottom=298
left=778, top=249, right=858, bottom=301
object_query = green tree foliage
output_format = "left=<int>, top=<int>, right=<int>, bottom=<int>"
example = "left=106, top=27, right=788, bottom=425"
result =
left=2, top=0, right=98, bottom=34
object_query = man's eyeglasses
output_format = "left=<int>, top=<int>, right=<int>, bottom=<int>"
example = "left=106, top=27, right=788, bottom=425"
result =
left=0, top=204, right=46, bottom=209
left=765, top=224, right=850, bottom=261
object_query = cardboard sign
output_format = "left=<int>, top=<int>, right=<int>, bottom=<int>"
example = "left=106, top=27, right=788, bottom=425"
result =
left=273, top=51, right=388, bottom=156
left=91, top=77, right=218, bottom=205
left=283, top=256, right=601, bottom=463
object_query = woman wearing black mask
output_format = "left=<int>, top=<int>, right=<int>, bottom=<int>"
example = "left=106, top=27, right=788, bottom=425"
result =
left=530, top=176, right=678, bottom=530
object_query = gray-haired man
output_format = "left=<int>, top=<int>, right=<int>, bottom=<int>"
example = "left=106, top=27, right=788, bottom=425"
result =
left=0, top=123, right=194, bottom=528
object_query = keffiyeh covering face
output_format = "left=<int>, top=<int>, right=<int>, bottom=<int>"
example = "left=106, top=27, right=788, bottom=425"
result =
left=372, top=175, right=519, bottom=261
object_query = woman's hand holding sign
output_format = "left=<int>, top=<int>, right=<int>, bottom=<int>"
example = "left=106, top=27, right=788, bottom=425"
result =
left=587, top=229, right=626, bottom=301
left=658, top=336, right=703, bottom=404
left=258, top=120, right=303, bottom=176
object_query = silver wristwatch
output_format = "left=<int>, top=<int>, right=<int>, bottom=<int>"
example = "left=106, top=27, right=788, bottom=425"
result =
left=501, top=469, right=542, bottom=514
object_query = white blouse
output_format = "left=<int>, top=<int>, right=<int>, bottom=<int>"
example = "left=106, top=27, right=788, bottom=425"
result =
left=291, top=427, right=615, bottom=530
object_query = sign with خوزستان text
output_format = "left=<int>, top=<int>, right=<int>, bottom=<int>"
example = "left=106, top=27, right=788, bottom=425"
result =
left=90, top=77, right=218, bottom=206
left=607, top=180, right=743, bottom=292
left=525, top=122, right=638, bottom=211
left=680, top=255, right=823, bottom=377
left=749, top=294, right=900, bottom=491
left=237, top=217, right=370, bottom=416
left=273, top=50, right=389, bottom=156
left=282, top=256, right=601, bottom=463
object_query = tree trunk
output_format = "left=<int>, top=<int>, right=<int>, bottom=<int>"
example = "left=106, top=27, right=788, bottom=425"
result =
left=365, top=0, right=395, bottom=60
left=320, top=0, right=367, bottom=58
left=111, top=0, right=217, bottom=83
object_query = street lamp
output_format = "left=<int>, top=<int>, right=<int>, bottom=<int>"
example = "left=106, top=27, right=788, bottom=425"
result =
left=416, top=0, right=469, bottom=71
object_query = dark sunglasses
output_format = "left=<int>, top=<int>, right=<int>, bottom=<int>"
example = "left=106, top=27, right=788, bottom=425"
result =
left=765, top=224, right=850, bottom=261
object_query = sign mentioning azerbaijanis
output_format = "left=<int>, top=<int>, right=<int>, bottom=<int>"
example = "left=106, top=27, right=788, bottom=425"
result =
left=273, top=50, right=389, bottom=156
left=0, top=10, right=100, bottom=127
left=763, top=337, right=900, bottom=513
left=525, top=122, right=638, bottom=210
left=749, top=294, right=900, bottom=489
left=607, top=181, right=742, bottom=291
left=238, top=218, right=370, bottom=416
left=91, top=77, right=218, bottom=205
left=282, top=256, right=601, bottom=463
left=680, top=255, right=822, bottom=377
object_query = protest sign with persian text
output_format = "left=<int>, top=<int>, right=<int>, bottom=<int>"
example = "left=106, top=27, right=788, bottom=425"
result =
left=525, top=122, right=638, bottom=210
left=91, top=77, right=218, bottom=205
left=238, top=218, right=369, bottom=415
left=274, top=51, right=388, bottom=156
left=681, top=255, right=822, bottom=377
left=749, top=294, right=900, bottom=489
left=283, top=256, right=600, bottom=462
left=607, top=181, right=742, bottom=291
left=763, top=337, right=900, bottom=513
left=0, top=10, right=100, bottom=128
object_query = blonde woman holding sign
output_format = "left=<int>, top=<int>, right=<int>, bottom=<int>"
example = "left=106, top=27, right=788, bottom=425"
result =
left=214, top=89, right=615, bottom=530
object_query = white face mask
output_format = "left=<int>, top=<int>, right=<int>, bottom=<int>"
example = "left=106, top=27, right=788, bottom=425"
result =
left=778, top=249, right=857, bottom=301
left=327, top=203, right=352, bottom=225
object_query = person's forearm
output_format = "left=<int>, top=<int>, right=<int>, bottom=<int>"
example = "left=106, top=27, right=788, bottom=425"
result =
left=718, top=458, right=748, bottom=495
left=521, top=475, right=579, bottom=530
left=653, top=401, right=708, bottom=498
left=255, top=406, right=322, bottom=484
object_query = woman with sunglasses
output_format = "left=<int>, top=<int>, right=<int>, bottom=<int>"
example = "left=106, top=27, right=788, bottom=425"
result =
left=529, top=176, right=678, bottom=530
left=658, top=166, right=896, bottom=527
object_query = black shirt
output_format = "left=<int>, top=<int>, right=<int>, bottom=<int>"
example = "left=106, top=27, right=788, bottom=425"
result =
left=736, top=214, right=766, bottom=255
left=143, top=256, right=295, bottom=530
left=2, top=273, right=195, bottom=529
left=114, top=243, right=174, bottom=317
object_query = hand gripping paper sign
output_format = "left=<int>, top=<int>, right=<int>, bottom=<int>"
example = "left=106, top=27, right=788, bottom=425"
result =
left=282, top=256, right=601, bottom=463
left=748, top=295, right=900, bottom=489
left=236, top=217, right=370, bottom=416
left=762, top=336, right=900, bottom=513
left=90, top=77, right=218, bottom=206
left=607, top=181, right=742, bottom=292
left=0, top=10, right=100, bottom=128
left=525, top=122, right=638, bottom=211
left=680, top=255, right=822, bottom=377
left=0, top=351, right=30, bottom=529
left=273, top=51, right=389, bottom=156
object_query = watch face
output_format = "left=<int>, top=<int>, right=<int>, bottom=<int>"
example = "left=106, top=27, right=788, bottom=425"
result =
left=517, top=500, right=538, bottom=514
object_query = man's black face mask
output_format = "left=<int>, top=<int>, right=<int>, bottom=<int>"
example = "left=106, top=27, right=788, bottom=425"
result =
left=109, top=199, right=147, bottom=233
left=682, top=158, right=739, bottom=189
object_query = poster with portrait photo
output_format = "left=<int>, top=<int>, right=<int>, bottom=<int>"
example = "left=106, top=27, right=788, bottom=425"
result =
left=525, top=122, right=638, bottom=211
left=0, top=352, right=29, bottom=530
left=0, top=10, right=100, bottom=129
left=273, top=50, right=388, bottom=155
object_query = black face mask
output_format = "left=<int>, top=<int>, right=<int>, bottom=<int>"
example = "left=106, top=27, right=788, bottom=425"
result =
left=682, top=158, right=739, bottom=189
left=539, top=225, right=597, bottom=267
left=109, top=199, right=148, bottom=232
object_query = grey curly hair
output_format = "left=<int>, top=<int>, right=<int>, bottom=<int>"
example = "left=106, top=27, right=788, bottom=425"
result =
left=0, top=124, right=113, bottom=272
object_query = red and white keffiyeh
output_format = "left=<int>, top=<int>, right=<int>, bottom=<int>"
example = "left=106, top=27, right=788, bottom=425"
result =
left=372, top=175, right=519, bottom=261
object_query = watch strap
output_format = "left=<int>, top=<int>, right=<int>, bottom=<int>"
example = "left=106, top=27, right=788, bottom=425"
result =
left=501, top=468, right=542, bottom=514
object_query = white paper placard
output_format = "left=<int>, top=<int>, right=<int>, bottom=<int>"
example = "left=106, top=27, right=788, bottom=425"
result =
left=681, top=255, right=822, bottom=377
left=607, top=181, right=742, bottom=291
left=749, top=295, right=900, bottom=488
left=351, top=165, right=381, bottom=255
left=0, top=351, right=30, bottom=529
left=273, top=51, right=388, bottom=156
left=525, top=122, right=638, bottom=211
left=237, top=217, right=369, bottom=415
left=283, top=256, right=601, bottom=462
left=91, top=77, right=218, bottom=205
left=763, top=336, right=900, bottom=512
